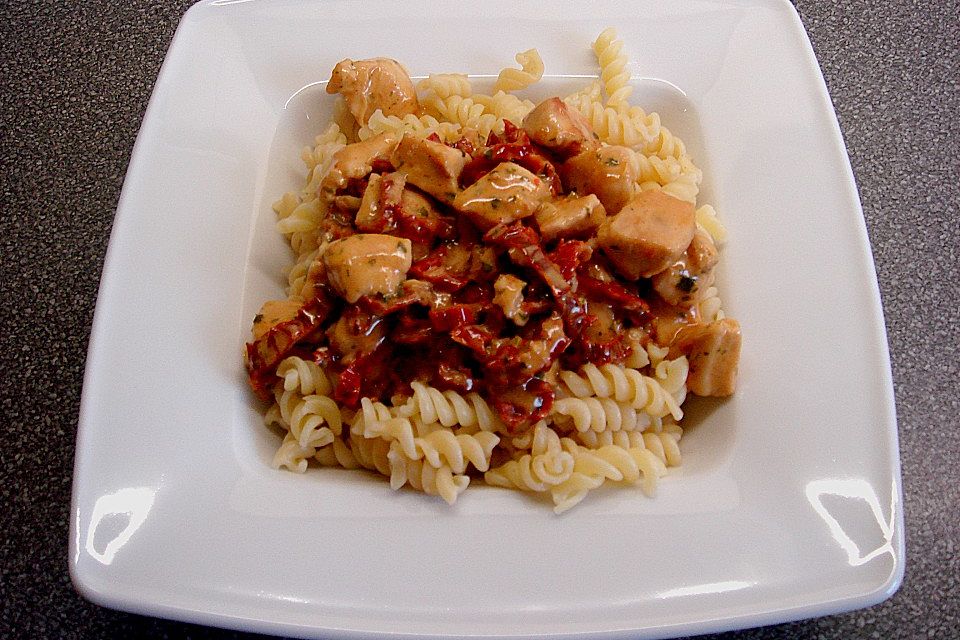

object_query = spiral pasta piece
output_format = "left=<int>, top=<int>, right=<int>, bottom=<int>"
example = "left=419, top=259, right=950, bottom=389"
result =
left=485, top=450, right=575, bottom=492
left=642, top=123, right=687, bottom=160
left=592, top=27, right=633, bottom=106
left=387, top=443, right=470, bottom=505
left=574, top=429, right=647, bottom=450
left=359, top=415, right=419, bottom=461
left=558, top=363, right=684, bottom=421
left=266, top=385, right=342, bottom=450
left=552, top=396, right=642, bottom=433
left=642, top=423, right=683, bottom=467
left=275, top=356, right=333, bottom=396
left=397, top=382, right=505, bottom=432
left=272, top=432, right=316, bottom=473
left=471, top=90, right=535, bottom=124
left=417, top=73, right=472, bottom=99
left=357, top=109, right=461, bottom=143
left=548, top=443, right=667, bottom=512
left=275, top=198, right=321, bottom=235
left=492, top=48, right=544, bottom=94
left=574, top=424, right=682, bottom=467
left=414, top=429, right=500, bottom=474
left=347, top=433, right=393, bottom=476
left=696, top=204, right=728, bottom=245
left=421, top=94, right=500, bottom=137
left=697, top=285, right=726, bottom=323
left=314, top=436, right=361, bottom=469
left=549, top=472, right=605, bottom=514
left=301, top=122, right=348, bottom=172
left=658, top=155, right=702, bottom=204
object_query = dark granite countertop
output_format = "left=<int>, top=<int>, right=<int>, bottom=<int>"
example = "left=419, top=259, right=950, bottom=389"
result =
left=1, top=1, right=957, bottom=638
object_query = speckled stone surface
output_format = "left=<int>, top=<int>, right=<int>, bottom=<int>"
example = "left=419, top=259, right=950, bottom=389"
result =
left=1, top=0, right=957, bottom=638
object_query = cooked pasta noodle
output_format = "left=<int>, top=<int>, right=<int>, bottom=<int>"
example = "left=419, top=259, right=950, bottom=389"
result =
left=592, top=27, right=632, bottom=106
left=492, top=48, right=544, bottom=94
left=395, top=381, right=504, bottom=432
left=417, top=73, right=473, bottom=99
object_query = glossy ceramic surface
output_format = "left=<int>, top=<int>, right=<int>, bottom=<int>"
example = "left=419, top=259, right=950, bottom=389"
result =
left=70, top=0, right=903, bottom=637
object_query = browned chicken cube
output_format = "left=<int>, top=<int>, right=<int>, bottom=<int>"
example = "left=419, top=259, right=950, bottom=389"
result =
left=391, top=134, right=468, bottom=204
left=534, top=194, right=606, bottom=241
left=453, top=162, right=550, bottom=230
left=670, top=319, right=741, bottom=396
left=597, top=190, right=696, bottom=280
left=251, top=299, right=302, bottom=340
left=561, top=145, right=638, bottom=214
left=326, top=58, right=419, bottom=125
left=651, top=229, right=720, bottom=307
left=522, top=97, right=599, bottom=158
left=322, top=233, right=412, bottom=303
left=322, top=133, right=400, bottom=195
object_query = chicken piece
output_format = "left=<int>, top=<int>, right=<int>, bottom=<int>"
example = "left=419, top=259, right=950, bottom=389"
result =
left=561, top=145, right=638, bottom=214
left=251, top=299, right=302, bottom=341
left=334, top=195, right=363, bottom=212
left=582, top=300, right=622, bottom=343
left=597, top=190, right=696, bottom=280
left=326, top=310, right=386, bottom=363
left=522, top=97, right=599, bottom=158
left=391, top=134, right=468, bottom=204
left=493, top=274, right=528, bottom=326
left=322, top=233, right=413, bottom=303
left=297, top=254, right=328, bottom=301
left=453, top=162, right=550, bottom=230
left=670, top=319, right=741, bottom=396
left=534, top=194, right=606, bottom=241
left=322, top=133, right=400, bottom=196
left=651, top=229, right=720, bottom=307
left=355, top=172, right=405, bottom=232
left=326, top=58, right=419, bottom=125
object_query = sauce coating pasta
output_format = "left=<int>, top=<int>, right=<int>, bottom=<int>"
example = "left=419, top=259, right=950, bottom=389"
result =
left=246, top=31, right=741, bottom=511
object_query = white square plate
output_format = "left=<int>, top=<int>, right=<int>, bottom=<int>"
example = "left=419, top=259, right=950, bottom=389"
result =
left=70, top=0, right=903, bottom=637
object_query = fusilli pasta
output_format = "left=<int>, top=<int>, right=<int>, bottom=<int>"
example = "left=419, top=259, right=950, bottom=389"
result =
left=592, top=28, right=632, bottom=106
left=492, top=48, right=544, bottom=94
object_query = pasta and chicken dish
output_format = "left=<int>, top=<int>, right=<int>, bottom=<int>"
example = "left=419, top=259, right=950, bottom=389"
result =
left=245, top=30, right=741, bottom=512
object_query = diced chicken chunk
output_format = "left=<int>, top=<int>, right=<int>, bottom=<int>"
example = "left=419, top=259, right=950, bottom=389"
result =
left=355, top=172, right=406, bottom=232
left=534, top=194, right=606, bottom=241
left=322, top=233, right=413, bottom=303
left=651, top=229, right=720, bottom=307
left=322, top=133, right=399, bottom=195
left=326, top=311, right=386, bottom=362
left=561, top=145, right=638, bottom=214
left=670, top=319, right=741, bottom=396
left=391, top=134, right=467, bottom=204
left=251, top=299, right=301, bottom=340
left=598, top=190, right=696, bottom=280
left=522, top=97, right=599, bottom=158
left=493, top=274, right=528, bottom=325
left=453, top=162, right=550, bottom=230
left=326, top=58, right=419, bottom=125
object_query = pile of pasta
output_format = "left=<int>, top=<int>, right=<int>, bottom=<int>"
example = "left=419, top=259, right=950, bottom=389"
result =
left=252, top=29, right=736, bottom=513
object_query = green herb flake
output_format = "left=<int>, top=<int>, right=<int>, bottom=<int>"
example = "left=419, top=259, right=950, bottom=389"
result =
left=253, top=313, right=263, bottom=324
left=605, top=157, right=620, bottom=167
